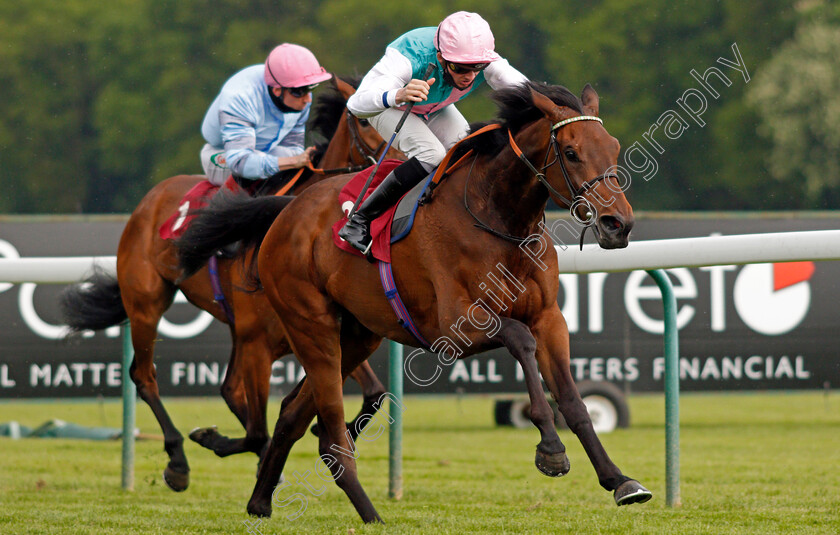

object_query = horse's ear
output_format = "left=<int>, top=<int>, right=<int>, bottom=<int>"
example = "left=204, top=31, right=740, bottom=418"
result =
left=529, top=86, right=556, bottom=117
left=333, top=75, right=356, bottom=99
left=530, top=86, right=576, bottom=122
left=581, top=83, right=599, bottom=117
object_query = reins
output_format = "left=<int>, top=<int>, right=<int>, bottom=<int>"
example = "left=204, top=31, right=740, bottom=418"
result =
left=273, top=112, right=390, bottom=196
left=462, top=151, right=540, bottom=244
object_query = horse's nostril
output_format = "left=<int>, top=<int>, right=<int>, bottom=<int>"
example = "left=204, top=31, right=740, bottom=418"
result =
left=601, top=216, right=624, bottom=233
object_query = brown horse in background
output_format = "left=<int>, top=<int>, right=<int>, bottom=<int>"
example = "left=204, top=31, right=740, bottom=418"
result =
left=176, top=82, right=651, bottom=521
left=59, top=76, right=403, bottom=492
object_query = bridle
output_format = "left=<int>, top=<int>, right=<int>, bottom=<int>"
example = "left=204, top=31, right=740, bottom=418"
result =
left=344, top=110, right=386, bottom=168
left=467, top=115, right=619, bottom=247
left=508, top=115, right=618, bottom=217
left=272, top=111, right=389, bottom=196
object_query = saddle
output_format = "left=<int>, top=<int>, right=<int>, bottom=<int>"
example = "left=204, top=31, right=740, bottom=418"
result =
left=330, top=160, right=434, bottom=263
left=330, top=125, right=503, bottom=348
left=330, top=124, right=501, bottom=263
left=159, top=176, right=255, bottom=241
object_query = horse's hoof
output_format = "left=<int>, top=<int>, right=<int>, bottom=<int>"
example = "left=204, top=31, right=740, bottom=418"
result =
left=614, top=479, right=652, bottom=506
left=534, top=448, right=570, bottom=477
left=247, top=499, right=272, bottom=518
left=188, top=426, right=218, bottom=447
left=163, top=466, right=189, bottom=492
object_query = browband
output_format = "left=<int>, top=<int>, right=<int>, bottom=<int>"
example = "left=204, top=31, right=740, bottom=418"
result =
left=551, top=115, right=602, bottom=131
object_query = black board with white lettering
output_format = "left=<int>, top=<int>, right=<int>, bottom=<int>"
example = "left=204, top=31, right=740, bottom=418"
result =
left=1, top=213, right=838, bottom=398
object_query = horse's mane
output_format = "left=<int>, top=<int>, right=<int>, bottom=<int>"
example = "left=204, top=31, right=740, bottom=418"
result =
left=309, top=76, right=362, bottom=142
left=453, top=81, right=584, bottom=159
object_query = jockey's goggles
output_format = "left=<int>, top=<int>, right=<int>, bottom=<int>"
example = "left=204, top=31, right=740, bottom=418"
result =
left=445, top=61, right=489, bottom=74
left=286, top=84, right=319, bottom=97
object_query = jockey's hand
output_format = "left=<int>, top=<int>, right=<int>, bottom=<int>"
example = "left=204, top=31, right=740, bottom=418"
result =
left=278, top=146, right=316, bottom=171
left=300, top=146, right=316, bottom=165
left=396, top=77, right=436, bottom=105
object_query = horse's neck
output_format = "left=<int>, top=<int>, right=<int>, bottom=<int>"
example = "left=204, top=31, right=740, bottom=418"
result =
left=455, top=150, right=549, bottom=240
left=419, top=151, right=555, bottom=307
left=318, top=132, right=354, bottom=170
left=294, top=126, right=355, bottom=193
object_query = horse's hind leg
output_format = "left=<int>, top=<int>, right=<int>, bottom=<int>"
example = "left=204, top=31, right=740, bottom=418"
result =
left=248, top=378, right=318, bottom=518
left=310, top=360, right=387, bottom=440
left=248, top=308, right=382, bottom=522
left=121, top=270, right=190, bottom=491
left=345, top=361, right=387, bottom=441
left=532, top=308, right=651, bottom=506
left=492, top=317, right=570, bottom=477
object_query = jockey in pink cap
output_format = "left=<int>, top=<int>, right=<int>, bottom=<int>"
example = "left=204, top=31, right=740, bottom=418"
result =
left=200, top=43, right=332, bottom=186
left=341, top=11, right=529, bottom=253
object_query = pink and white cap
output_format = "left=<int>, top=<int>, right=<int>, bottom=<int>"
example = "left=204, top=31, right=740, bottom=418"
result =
left=264, top=43, right=332, bottom=88
left=434, top=11, right=501, bottom=64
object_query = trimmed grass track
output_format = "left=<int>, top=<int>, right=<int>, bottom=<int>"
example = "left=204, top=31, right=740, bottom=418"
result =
left=1, top=392, right=838, bottom=534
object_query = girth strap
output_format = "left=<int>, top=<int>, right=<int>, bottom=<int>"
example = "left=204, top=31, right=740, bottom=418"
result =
left=378, top=261, right=431, bottom=349
left=208, top=256, right=235, bottom=327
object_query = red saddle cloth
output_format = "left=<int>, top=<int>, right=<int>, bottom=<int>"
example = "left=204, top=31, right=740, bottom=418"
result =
left=159, top=176, right=243, bottom=240
left=331, top=160, right=403, bottom=263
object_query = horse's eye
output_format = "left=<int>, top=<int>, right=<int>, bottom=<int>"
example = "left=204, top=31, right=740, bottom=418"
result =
left=358, top=119, right=370, bottom=127
left=564, top=149, right=580, bottom=162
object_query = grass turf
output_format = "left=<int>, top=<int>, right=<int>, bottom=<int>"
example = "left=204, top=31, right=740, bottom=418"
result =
left=0, top=391, right=838, bottom=534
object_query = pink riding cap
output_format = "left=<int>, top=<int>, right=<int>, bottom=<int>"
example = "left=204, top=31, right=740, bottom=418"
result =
left=264, top=43, right=332, bottom=88
left=434, top=11, right=501, bottom=64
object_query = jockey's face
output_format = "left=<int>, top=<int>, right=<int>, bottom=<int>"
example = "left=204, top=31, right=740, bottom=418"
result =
left=272, top=86, right=311, bottom=111
left=437, top=53, right=482, bottom=90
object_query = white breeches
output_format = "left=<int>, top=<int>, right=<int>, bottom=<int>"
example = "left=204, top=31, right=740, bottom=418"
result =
left=369, top=105, right=470, bottom=167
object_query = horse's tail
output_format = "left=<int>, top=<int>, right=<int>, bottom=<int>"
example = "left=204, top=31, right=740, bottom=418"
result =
left=59, top=267, right=127, bottom=334
left=175, top=190, right=294, bottom=282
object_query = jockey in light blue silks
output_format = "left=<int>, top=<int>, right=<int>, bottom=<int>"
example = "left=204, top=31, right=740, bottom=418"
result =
left=340, top=11, right=529, bottom=253
left=200, top=43, right=332, bottom=186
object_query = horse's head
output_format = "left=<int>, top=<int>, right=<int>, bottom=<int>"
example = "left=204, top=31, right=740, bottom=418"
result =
left=527, top=84, right=634, bottom=249
left=319, top=76, right=405, bottom=169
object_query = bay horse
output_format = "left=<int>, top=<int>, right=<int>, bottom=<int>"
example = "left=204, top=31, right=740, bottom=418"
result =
left=176, top=82, right=651, bottom=521
left=59, top=76, right=403, bottom=492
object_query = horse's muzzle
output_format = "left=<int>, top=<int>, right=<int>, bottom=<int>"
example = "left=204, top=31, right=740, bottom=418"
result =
left=595, top=214, right=633, bottom=249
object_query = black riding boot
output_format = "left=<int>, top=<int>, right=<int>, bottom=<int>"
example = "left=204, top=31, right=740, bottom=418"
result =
left=339, top=157, right=429, bottom=253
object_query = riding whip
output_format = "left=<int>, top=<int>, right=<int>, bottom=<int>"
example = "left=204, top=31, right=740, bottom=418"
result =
left=345, top=62, right=436, bottom=220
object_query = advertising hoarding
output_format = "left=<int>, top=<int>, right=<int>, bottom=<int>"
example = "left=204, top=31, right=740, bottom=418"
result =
left=1, top=213, right=838, bottom=398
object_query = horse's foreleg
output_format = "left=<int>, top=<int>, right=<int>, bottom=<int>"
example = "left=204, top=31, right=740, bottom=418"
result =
left=189, top=338, right=249, bottom=454
left=492, top=317, right=569, bottom=477
left=191, top=337, right=272, bottom=458
left=532, top=308, right=651, bottom=506
left=220, top=334, right=249, bottom=428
